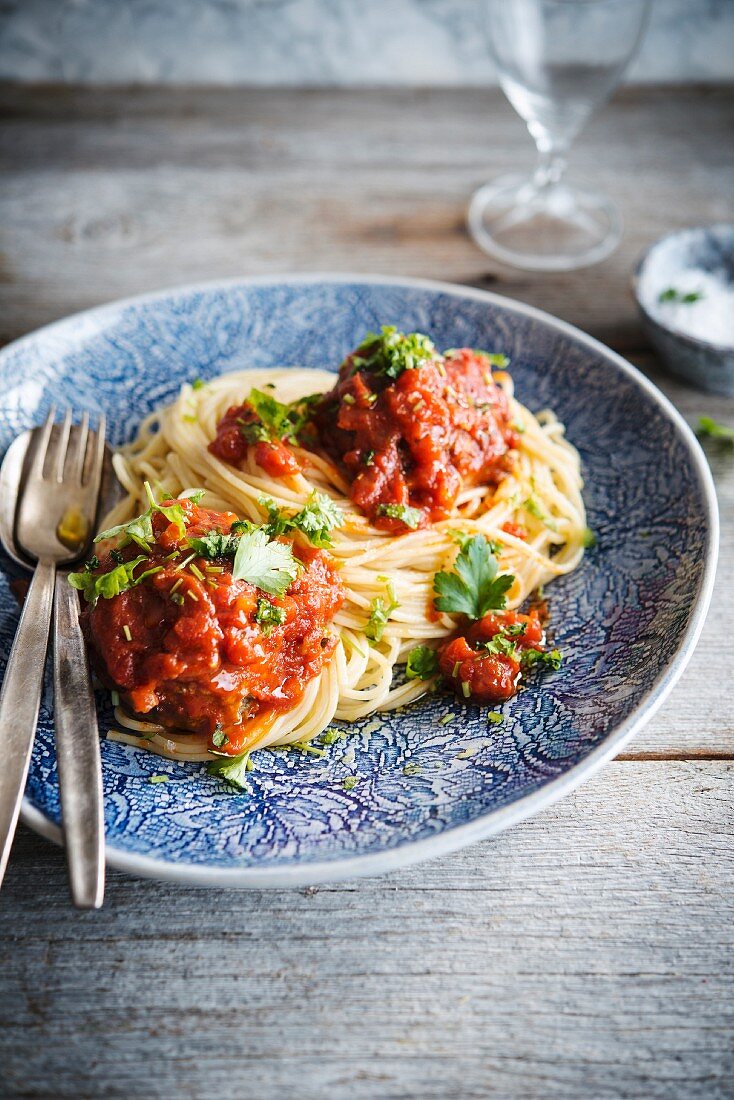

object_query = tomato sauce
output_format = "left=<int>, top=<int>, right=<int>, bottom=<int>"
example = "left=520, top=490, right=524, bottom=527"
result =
left=209, top=403, right=303, bottom=477
left=438, top=609, right=545, bottom=705
left=312, top=345, right=519, bottom=532
left=82, top=500, right=344, bottom=755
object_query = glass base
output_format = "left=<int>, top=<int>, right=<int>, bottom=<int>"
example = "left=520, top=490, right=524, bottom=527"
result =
left=468, top=174, right=622, bottom=272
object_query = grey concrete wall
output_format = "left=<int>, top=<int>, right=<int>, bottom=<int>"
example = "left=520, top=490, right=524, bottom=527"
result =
left=1, top=0, right=733, bottom=85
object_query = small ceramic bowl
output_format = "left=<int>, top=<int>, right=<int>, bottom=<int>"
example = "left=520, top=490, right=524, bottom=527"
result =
left=633, top=224, right=734, bottom=396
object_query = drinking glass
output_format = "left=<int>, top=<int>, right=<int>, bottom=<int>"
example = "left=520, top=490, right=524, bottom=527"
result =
left=469, top=0, right=652, bottom=271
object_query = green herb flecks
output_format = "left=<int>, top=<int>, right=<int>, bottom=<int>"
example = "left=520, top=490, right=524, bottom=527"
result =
left=658, top=287, right=705, bottom=304
left=261, top=490, right=344, bottom=547
left=366, top=579, right=399, bottom=644
left=376, top=502, right=422, bottom=529
left=350, top=325, right=436, bottom=380
left=254, top=597, right=286, bottom=636
left=405, top=645, right=440, bottom=681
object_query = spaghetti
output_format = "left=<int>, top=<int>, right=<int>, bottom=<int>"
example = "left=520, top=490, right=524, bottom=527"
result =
left=90, top=334, right=586, bottom=766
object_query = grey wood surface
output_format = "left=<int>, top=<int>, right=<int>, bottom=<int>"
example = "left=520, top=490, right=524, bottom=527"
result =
left=0, top=85, right=733, bottom=1100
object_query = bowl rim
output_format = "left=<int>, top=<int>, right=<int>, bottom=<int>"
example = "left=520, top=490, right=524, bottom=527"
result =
left=632, top=222, right=734, bottom=355
left=0, top=271, right=719, bottom=888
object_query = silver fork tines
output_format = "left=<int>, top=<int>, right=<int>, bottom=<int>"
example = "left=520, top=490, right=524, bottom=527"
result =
left=0, top=409, right=107, bottom=907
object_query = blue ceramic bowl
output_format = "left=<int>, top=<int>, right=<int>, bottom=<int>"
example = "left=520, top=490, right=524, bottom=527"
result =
left=633, top=224, right=734, bottom=396
left=0, top=276, right=718, bottom=886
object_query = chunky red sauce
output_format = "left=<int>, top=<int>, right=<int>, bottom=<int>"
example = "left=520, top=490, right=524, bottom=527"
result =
left=438, top=609, right=545, bottom=705
left=311, top=345, right=518, bottom=532
left=209, top=403, right=303, bottom=477
left=82, top=500, right=344, bottom=755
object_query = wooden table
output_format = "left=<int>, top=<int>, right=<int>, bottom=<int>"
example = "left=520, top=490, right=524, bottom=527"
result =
left=1, top=86, right=733, bottom=1100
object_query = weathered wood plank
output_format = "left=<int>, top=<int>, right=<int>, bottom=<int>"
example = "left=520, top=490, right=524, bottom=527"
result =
left=1, top=761, right=732, bottom=1100
left=0, top=86, right=732, bottom=350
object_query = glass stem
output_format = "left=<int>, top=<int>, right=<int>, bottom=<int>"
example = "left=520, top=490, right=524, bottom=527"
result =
left=533, top=146, right=567, bottom=190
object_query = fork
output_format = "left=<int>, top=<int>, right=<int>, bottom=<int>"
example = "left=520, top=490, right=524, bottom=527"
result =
left=0, top=408, right=106, bottom=906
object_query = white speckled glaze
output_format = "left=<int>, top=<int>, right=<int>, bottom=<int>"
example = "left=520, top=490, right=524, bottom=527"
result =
left=634, top=224, right=734, bottom=397
left=0, top=275, right=718, bottom=887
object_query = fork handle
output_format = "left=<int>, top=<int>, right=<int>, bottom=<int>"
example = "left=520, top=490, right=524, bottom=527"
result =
left=0, top=558, right=55, bottom=889
left=53, top=575, right=105, bottom=909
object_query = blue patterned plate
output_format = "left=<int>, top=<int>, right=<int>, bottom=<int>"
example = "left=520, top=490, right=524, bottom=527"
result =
left=0, top=276, right=717, bottom=886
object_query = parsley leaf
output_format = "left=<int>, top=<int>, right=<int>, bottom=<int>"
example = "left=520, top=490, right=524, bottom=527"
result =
left=698, top=416, right=734, bottom=445
left=376, top=502, right=422, bottom=529
left=659, top=287, right=704, bottom=304
left=69, top=554, right=150, bottom=605
left=447, top=529, right=502, bottom=554
left=254, top=597, right=286, bottom=635
left=582, top=526, right=597, bottom=548
left=211, top=723, right=229, bottom=748
left=365, top=579, right=399, bottom=643
left=433, top=535, right=514, bottom=620
left=187, top=531, right=241, bottom=559
left=261, top=491, right=344, bottom=547
left=242, top=388, right=321, bottom=445
left=232, top=527, right=299, bottom=596
left=95, top=482, right=204, bottom=550
left=522, top=647, right=563, bottom=672
left=351, top=326, right=436, bottom=380
left=207, top=751, right=252, bottom=791
left=405, top=645, right=439, bottom=680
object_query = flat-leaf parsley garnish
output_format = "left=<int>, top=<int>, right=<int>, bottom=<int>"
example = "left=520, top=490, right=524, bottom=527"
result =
left=405, top=645, right=439, bottom=680
left=240, top=388, right=320, bottom=446
left=232, top=527, right=299, bottom=596
left=254, top=597, right=286, bottom=635
left=69, top=554, right=162, bottom=605
left=351, top=325, right=436, bottom=380
left=376, top=502, right=422, bottom=529
left=433, top=534, right=514, bottom=621
left=261, top=490, right=344, bottom=547
left=207, top=751, right=253, bottom=791
left=366, top=579, right=399, bottom=644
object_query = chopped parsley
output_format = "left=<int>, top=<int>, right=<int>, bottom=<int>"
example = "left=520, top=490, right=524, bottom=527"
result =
left=191, top=378, right=205, bottom=390
left=211, top=724, right=229, bottom=749
left=350, top=325, right=436, bottom=380
left=698, top=416, right=734, bottom=445
left=187, top=530, right=243, bottom=559
left=487, top=712, right=503, bottom=724
left=240, top=388, right=320, bottom=446
left=524, top=497, right=557, bottom=530
left=405, top=645, right=439, bottom=680
left=365, top=579, right=399, bottom=644
left=438, top=714, right=455, bottom=726
left=94, top=482, right=204, bottom=550
left=321, top=727, right=348, bottom=745
left=433, top=534, right=514, bottom=621
left=342, top=775, right=359, bottom=791
left=522, top=647, right=562, bottom=672
left=402, top=762, right=422, bottom=776
left=232, top=527, right=299, bottom=596
left=254, top=597, right=286, bottom=635
left=658, top=287, right=704, bottom=304
left=261, top=490, right=344, bottom=547
left=376, top=502, right=422, bottom=529
left=474, top=350, right=510, bottom=368
left=69, top=554, right=159, bottom=605
left=207, top=751, right=252, bottom=791
left=148, top=774, right=169, bottom=784
left=582, top=526, right=597, bottom=548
